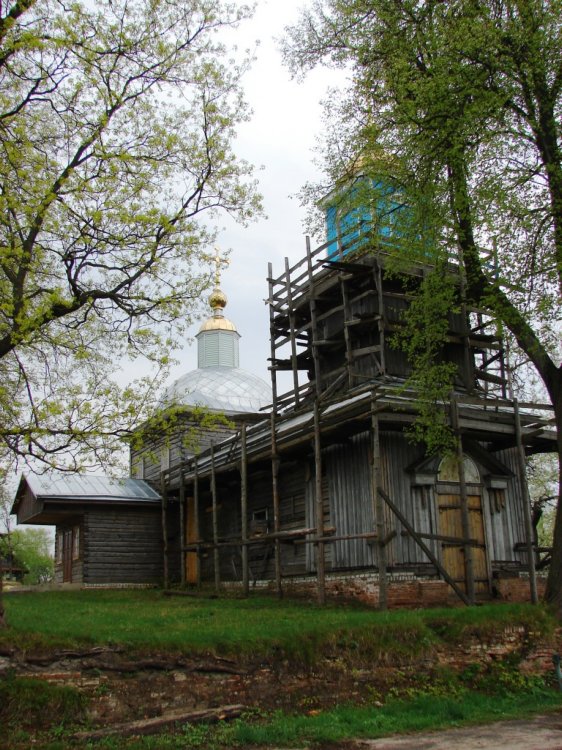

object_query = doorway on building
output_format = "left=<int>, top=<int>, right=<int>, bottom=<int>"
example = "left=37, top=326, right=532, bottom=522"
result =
left=436, top=455, right=489, bottom=594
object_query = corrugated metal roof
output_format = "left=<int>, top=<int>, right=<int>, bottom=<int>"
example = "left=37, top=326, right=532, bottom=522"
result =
left=22, top=473, right=161, bottom=502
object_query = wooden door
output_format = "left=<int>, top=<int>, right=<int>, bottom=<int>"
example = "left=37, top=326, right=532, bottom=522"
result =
left=62, top=529, right=73, bottom=583
left=186, top=495, right=198, bottom=585
left=437, top=492, right=489, bottom=594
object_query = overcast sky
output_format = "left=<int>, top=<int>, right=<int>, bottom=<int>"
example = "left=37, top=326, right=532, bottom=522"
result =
left=166, top=0, right=342, bottom=392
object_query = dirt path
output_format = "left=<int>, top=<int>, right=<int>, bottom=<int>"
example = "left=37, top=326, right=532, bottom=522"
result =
left=348, top=711, right=562, bottom=750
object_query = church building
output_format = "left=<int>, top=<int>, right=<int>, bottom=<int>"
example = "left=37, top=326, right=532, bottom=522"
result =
left=11, top=175, right=557, bottom=607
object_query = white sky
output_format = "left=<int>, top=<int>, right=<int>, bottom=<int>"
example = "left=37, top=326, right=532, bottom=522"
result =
left=166, top=0, right=342, bottom=391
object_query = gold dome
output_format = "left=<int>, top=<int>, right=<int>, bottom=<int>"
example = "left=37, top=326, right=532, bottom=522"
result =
left=208, top=287, right=227, bottom=310
left=198, top=283, right=237, bottom=334
left=198, top=315, right=237, bottom=333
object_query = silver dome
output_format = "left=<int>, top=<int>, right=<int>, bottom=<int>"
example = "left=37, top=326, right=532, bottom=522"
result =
left=163, top=366, right=271, bottom=415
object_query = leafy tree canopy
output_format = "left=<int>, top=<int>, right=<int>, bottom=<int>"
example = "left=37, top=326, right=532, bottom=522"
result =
left=0, top=0, right=261, bottom=472
left=284, top=0, right=561, bottom=601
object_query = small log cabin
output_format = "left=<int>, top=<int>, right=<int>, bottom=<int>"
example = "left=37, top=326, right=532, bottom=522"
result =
left=12, top=474, right=162, bottom=585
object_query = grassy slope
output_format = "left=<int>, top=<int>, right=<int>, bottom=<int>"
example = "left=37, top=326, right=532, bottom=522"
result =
left=1, top=589, right=554, bottom=658
left=1, top=590, right=562, bottom=748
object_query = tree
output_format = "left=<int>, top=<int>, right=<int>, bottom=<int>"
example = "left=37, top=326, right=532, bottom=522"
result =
left=0, top=475, right=12, bottom=625
left=283, top=1, right=562, bottom=602
left=0, top=527, right=53, bottom=584
left=0, top=0, right=261, bottom=472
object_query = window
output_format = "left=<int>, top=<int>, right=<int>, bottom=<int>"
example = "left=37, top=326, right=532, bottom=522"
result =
left=438, top=455, right=480, bottom=484
left=160, top=445, right=170, bottom=471
left=250, top=508, right=269, bottom=536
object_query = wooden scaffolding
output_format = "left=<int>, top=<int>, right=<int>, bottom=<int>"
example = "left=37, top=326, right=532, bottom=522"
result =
left=161, top=235, right=556, bottom=608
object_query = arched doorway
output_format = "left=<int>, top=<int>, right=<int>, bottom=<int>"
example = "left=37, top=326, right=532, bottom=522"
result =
left=436, top=455, right=489, bottom=594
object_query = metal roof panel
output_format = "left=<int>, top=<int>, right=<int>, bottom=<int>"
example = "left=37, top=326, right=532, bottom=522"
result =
left=22, top=473, right=161, bottom=502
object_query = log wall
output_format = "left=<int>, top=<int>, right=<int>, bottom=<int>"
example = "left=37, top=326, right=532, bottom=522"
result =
left=82, top=507, right=162, bottom=584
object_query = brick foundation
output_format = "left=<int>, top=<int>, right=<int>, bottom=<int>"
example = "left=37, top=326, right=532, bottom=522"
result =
left=494, top=575, right=546, bottom=602
left=228, top=570, right=542, bottom=608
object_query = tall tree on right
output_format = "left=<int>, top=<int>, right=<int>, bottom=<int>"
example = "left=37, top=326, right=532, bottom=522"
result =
left=284, top=1, right=562, bottom=603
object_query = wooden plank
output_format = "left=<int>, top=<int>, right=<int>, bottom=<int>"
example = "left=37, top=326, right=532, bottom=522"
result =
left=73, top=705, right=246, bottom=741
left=314, top=400, right=325, bottom=604
left=378, top=487, right=470, bottom=605
left=210, top=445, right=220, bottom=592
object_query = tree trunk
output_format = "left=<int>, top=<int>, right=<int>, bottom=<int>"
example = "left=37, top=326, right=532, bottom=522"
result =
left=0, top=571, right=6, bottom=628
left=448, top=155, right=562, bottom=607
left=544, top=389, right=562, bottom=608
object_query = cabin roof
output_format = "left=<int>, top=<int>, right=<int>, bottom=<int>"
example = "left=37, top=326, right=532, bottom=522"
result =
left=15, top=473, right=161, bottom=506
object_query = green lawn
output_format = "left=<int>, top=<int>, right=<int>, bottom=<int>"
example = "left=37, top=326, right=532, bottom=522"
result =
left=1, top=588, right=554, bottom=660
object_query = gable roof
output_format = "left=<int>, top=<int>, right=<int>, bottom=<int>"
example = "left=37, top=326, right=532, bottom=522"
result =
left=13, top=473, right=161, bottom=518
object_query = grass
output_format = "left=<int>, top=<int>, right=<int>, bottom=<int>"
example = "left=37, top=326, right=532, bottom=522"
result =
left=77, top=687, right=562, bottom=749
left=1, top=590, right=561, bottom=748
left=0, top=674, right=86, bottom=733
left=1, top=589, right=554, bottom=662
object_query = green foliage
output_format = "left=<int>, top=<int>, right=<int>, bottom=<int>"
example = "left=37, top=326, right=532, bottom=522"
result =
left=0, top=674, right=85, bottom=731
left=392, top=268, right=460, bottom=455
left=129, top=404, right=234, bottom=460
left=424, top=601, right=554, bottom=643
left=0, top=0, right=261, bottom=471
left=528, top=454, right=559, bottom=549
left=462, top=659, right=548, bottom=697
left=1, top=527, right=53, bottom=584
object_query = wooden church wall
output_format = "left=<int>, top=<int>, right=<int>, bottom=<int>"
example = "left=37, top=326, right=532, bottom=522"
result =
left=484, top=446, right=527, bottom=568
left=310, top=271, right=473, bottom=394
left=378, top=431, right=440, bottom=570
left=278, top=462, right=308, bottom=576
left=324, top=435, right=376, bottom=570
left=189, top=429, right=530, bottom=586
left=131, top=419, right=237, bottom=487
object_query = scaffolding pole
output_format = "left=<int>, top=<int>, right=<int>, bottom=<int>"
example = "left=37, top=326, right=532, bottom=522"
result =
left=371, top=398, right=388, bottom=610
left=514, top=399, right=539, bottom=604
left=271, top=412, right=283, bottom=598
left=313, top=400, right=326, bottom=604
left=210, top=444, right=220, bottom=592
left=179, top=468, right=186, bottom=586
left=193, top=459, right=201, bottom=589
left=160, top=475, right=169, bottom=590
left=451, top=397, right=475, bottom=604
left=240, top=422, right=249, bottom=597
